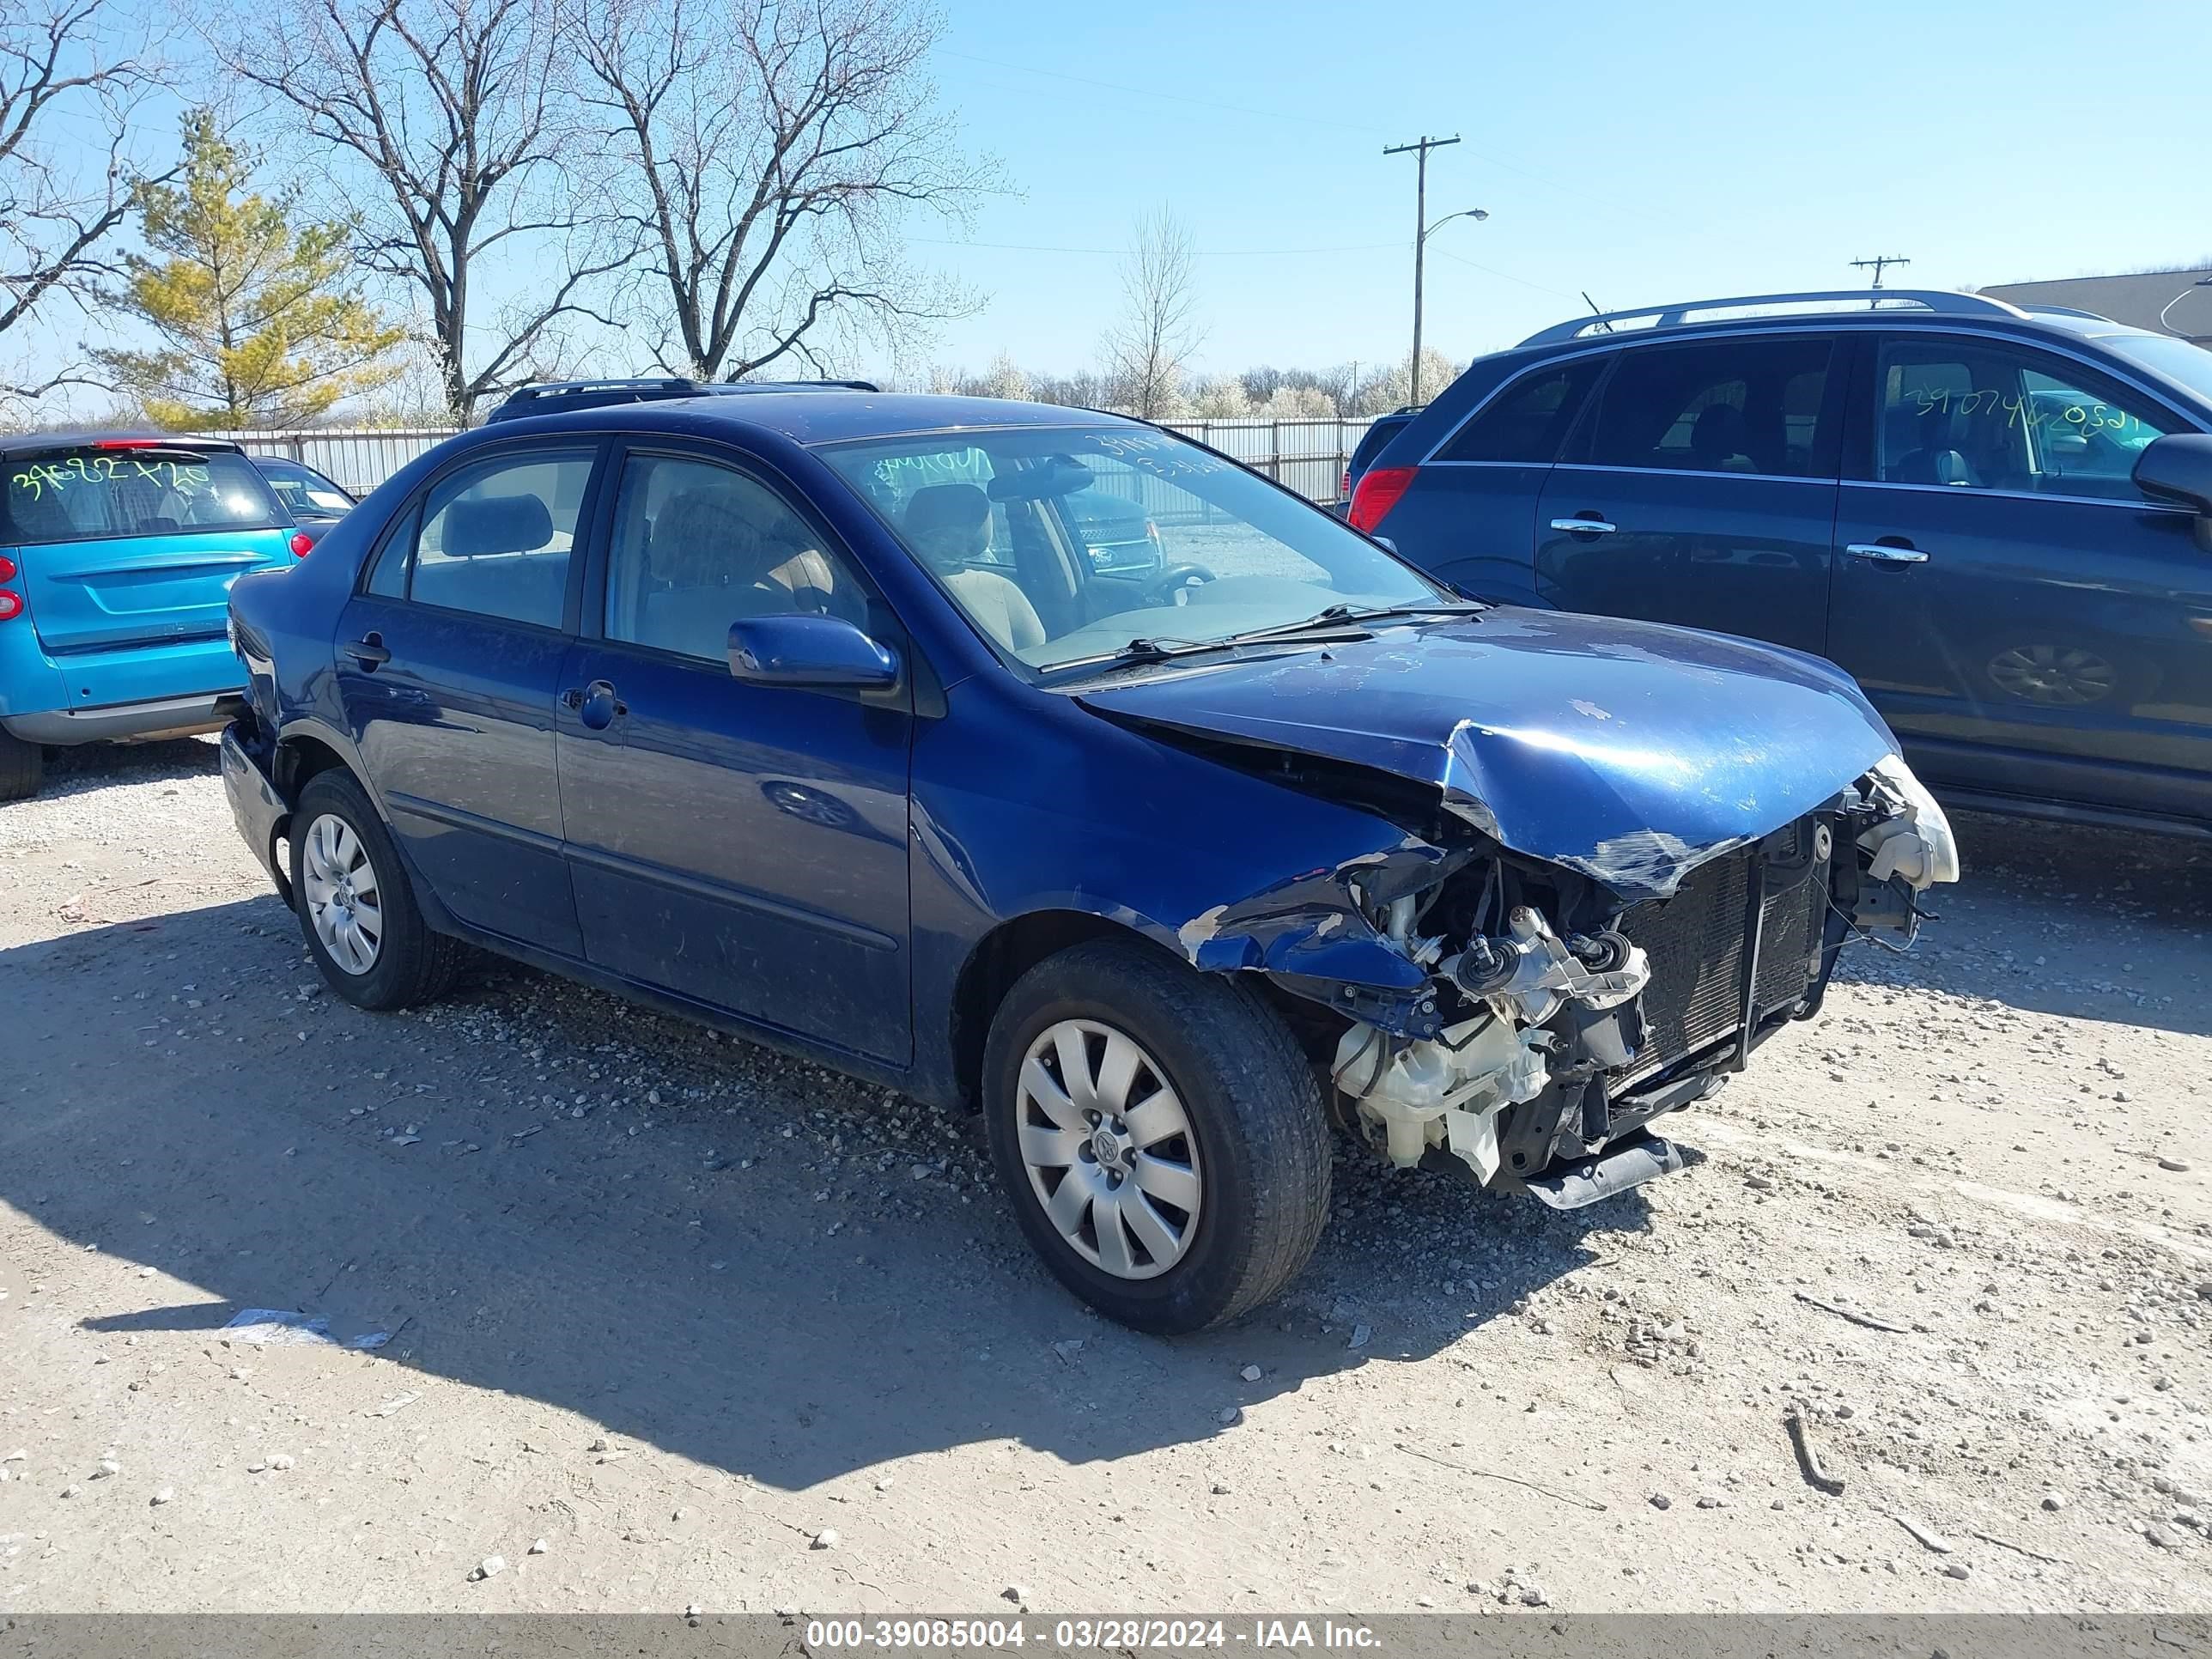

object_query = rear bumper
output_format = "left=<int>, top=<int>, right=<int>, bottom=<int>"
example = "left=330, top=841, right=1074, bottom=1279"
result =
left=0, top=629, right=246, bottom=742
left=220, top=721, right=291, bottom=903
left=3, top=691, right=241, bottom=745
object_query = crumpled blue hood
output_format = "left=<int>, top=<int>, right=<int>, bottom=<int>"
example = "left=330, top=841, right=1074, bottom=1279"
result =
left=1075, top=606, right=1900, bottom=901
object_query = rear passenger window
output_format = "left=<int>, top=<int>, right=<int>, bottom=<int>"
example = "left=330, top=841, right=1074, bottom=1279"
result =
left=1435, top=358, right=1606, bottom=464
left=401, top=450, right=594, bottom=629
left=1586, top=339, right=1838, bottom=478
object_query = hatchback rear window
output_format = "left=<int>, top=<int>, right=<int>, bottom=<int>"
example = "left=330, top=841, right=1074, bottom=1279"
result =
left=3, top=447, right=282, bottom=544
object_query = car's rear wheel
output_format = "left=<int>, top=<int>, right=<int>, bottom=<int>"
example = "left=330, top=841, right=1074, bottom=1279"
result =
left=0, top=730, right=44, bottom=801
left=289, top=770, right=461, bottom=1010
left=981, top=939, right=1332, bottom=1334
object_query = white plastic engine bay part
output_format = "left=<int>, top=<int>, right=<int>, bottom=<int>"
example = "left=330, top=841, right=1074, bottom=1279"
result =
left=1333, top=1012, right=1550, bottom=1178
left=1858, top=752, right=1962, bottom=889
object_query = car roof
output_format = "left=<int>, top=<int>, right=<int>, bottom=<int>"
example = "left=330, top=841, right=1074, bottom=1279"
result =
left=476, top=391, right=1146, bottom=449
left=0, top=431, right=244, bottom=463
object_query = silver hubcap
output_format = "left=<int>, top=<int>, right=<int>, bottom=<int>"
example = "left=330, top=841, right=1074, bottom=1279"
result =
left=1987, top=643, right=2117, bottom=706
left=1016, top=1018, right=1203, bottom=1280
left=301, top=813, right=383, bottom=975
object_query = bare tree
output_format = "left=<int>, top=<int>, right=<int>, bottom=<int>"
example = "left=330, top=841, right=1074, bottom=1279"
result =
left=1102, top=207, right=1201, bottom=420
left=572, top=0, right=992, bottom=382
left=0, top=0, right=167, bottom=398
left=214, top=0, right=624, bottom=418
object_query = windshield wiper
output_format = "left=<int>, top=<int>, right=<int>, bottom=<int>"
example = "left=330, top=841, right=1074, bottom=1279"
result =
left=1216, top=599, right=1486, bottom=646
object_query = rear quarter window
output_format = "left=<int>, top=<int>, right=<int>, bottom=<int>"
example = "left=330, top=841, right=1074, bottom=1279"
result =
left=3, top=448, right=280, bottom=544
left=1434, top=358, right=1608, bottom=464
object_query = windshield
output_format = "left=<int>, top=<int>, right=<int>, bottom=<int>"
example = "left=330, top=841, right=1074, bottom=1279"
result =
left=3, top=447, right=282, bottom=544
left=2106, top=332, right=2212, bottom=411
left=820, top=426, right=1446, bottom=672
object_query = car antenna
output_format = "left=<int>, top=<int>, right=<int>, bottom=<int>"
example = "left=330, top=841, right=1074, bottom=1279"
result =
left=1582, top=291, right=1613, bottom=333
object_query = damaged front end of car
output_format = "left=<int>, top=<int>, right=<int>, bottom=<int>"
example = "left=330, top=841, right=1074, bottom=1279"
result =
left=1078, top=615, right=1961, bottom=1208
left=1179, top=757, right=1955, bottom=1206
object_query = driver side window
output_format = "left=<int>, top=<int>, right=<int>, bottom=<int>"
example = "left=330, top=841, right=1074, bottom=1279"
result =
left=604, top=454, right=869, bottom=663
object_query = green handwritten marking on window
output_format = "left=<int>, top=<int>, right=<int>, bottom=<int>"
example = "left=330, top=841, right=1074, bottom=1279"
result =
left=9, top=456, right=211, bottom=501
left=1904, top=387, right=2147, bottom=440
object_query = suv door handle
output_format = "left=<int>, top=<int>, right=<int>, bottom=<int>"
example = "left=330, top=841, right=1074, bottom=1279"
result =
left=1844, top=542, right=1930, bottom=566
left=343, top=632, right=391, bottom=668
left=1550, top=516, right=1619, bottom=534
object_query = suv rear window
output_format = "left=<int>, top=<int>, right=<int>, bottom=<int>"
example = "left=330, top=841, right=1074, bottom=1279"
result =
left=1436, top=358, right=1607, bottom=464
left=4, top=447, right=281, bottom=544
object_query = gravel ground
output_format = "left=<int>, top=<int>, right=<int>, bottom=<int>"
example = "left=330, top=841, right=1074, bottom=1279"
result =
left=1, top=736, right=2208, bottom=1613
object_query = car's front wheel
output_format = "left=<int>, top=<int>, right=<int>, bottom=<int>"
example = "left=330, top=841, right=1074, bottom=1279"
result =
left=982, top=939, right=1332, bottom=1334
left=289, top=769, right=462, bottom=1010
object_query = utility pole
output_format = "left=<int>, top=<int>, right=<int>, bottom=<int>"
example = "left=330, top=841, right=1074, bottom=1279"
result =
left=1385, top=134, right=1461, bottom=403
left=1850, top=254, right=1911, bottom=289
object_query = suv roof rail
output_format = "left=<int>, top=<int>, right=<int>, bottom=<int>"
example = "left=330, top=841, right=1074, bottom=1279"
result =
left=1517, top=289, right=2033, bottom=347
left=486, top=375, right=881, bottom=422
left=2021, top=305, right=2119, bottom=324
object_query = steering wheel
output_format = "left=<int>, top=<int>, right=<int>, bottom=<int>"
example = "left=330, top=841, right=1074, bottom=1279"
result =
left=1143, top=562, right=1216, bottom=607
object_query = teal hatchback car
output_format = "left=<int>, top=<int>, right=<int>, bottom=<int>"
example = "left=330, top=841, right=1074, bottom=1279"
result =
left=0, top=435, right=308, bottom=799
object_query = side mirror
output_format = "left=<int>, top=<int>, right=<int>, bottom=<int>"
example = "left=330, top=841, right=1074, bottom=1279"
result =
left=2133, top=433, right=2212, bottom=516
left=728, top=614, right=899, bottom=690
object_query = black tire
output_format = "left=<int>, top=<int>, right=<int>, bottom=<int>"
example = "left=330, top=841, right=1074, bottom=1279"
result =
left=981, top=938, right=1333, bottom=1334
left=0, top=730, right=44, bottom=801
left=289, top=769, right=463, bottom=1011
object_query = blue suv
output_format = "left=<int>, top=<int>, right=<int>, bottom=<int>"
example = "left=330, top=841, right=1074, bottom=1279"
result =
left=221, top=381, right=1958, bottom=1331
left=1351, top=289, right=2212, bottom=837
left=0, top=435, right=308, bottom=799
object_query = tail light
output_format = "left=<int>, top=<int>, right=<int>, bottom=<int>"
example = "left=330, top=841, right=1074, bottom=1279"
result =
left=1340, top=466, right=1351, bottom=498
left=0, top=553, right=18, bottom=621
left=1347, top=465, right=1417, bottom=534
left=289, top=531, right=315, bottom=557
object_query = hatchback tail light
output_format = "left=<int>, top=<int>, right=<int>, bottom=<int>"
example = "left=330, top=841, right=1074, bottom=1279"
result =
left=289, top=531, right=315, bottom=557
left=0, top=552, right=19, bottom=621
left=1347, top=465, right=1417, bottom=534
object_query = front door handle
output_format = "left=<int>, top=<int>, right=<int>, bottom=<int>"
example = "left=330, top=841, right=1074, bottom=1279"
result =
left=564, top=679, right=627, bottom=730
left=1550, top=516, right=1619, bottom=534
left=1844, top=542, right=1930, bottom=566
left=343, top=632, right=391, bottom=669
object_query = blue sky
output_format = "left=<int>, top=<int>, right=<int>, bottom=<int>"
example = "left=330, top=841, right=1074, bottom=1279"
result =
left=13, top=0, right=2210, bottom=407
left=913, top=0, right=2212, bottom=376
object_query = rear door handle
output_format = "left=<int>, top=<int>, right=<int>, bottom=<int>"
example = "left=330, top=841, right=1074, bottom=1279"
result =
left=1549, top=517, right=1618, bottom=534
left=1844, top=542, right=1930, bottom=566
left=343, top=632, right=390, bottom=668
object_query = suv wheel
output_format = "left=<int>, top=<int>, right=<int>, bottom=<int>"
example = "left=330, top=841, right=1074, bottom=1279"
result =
left=0, top=730, right=44, bottom=801
left=289, top=770, right=462, bottom=1010
left=982, top=939, right=1332, bottom=1334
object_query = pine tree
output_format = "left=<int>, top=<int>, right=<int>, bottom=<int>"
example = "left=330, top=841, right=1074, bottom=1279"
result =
left=93, top=110, right=404, bottom=428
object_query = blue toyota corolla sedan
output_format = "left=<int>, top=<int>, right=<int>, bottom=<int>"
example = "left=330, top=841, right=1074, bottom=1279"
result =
left=222, top=379, right=1959, bottom=1332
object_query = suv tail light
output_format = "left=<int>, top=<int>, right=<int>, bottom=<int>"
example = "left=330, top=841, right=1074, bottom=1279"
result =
left=1347, top=465, right=1417, bottom=534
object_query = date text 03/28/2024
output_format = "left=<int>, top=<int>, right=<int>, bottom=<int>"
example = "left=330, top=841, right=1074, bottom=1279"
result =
left=801, top=1620, right=1385, bottom=1650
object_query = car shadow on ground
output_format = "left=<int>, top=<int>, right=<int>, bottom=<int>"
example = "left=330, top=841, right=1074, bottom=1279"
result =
left=1835, top=809, right=2212, bottom=1040
left=2, top=894, right=1638, bottom=1494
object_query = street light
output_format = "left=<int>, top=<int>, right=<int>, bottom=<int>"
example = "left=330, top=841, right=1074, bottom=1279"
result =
left=1410, top=208, right=1488, bottom=403
left=2157, top=276, right=2212, bottom=337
